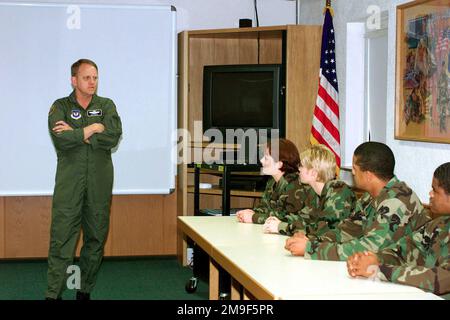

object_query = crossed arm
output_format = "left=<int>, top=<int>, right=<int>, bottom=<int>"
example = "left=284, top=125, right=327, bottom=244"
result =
left=52, top=120, right=105, bottom=143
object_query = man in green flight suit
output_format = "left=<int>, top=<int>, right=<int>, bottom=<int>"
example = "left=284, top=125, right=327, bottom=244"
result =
left=45, top=59, right=122, bottom=300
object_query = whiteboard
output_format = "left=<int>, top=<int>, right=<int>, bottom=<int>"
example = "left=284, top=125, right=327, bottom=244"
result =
left=0, top=3, right=177, bottom=195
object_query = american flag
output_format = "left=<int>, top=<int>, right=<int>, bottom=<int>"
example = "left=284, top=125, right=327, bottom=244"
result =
left=310, top=5, right=341, bottom=168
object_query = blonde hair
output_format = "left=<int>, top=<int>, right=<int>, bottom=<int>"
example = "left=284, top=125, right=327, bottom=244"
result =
left=300, top=144, right=336, bottom=183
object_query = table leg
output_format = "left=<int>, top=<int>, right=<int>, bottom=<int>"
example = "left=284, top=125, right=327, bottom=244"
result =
left=231, top=278, right=242, bottom=300
left=209, top=258, right=219, bottom=300
left=194, top=166, right=200, bottom=215
left=222, top=165, right=231, bottom=215
left=243, top=289, right=255, bottom=300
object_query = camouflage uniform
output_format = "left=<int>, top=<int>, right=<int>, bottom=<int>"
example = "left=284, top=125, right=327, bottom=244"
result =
left=252, top=173, right=315, bottom=224
left=304, top=176, right=431, bottom=261
left=375, top=215, right=449, bottom=295
left=278, top=180, right=355, bottom=236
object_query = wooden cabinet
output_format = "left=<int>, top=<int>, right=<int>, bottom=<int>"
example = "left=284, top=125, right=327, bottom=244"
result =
left=177, top=25, right=322, bottom=263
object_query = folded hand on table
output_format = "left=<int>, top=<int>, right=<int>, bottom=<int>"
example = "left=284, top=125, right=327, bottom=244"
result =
left=262, top=216, right=281, bottom=234
left=347, top=251, right=380, bottom=278
left=284, top=232, right=308, bottom=256
left=236, top=209, right=255, bottom=223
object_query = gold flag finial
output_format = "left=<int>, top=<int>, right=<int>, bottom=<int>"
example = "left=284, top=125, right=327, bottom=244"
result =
left=323, top=0, right=334, bottom=16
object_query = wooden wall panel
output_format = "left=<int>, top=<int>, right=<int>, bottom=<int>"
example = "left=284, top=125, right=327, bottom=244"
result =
left=0, top=197, right=5, bottom=258
left=177, top=220, right=187, bottom=265
left=1, top=194, right=177, bottom=259
left=109, top=195, right=163, bottom=256
left=109, top=194, right=176, bottom=256
left=4, top=196, right=52, bottom=258
left=285, top=26, right=322, bottom=153
left=162, top=192, right=178, bottom=253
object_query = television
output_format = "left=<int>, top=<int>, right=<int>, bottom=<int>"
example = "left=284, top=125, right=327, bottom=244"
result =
left=202, top=64, right=285, bottom=141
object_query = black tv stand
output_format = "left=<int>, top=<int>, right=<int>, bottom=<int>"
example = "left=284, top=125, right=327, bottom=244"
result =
left=192, top=162, right=261, bottom=216
left=219, top=175, right=267, bottom=192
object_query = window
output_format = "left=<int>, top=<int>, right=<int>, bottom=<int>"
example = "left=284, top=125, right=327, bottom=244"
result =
left=343, top=11, right=389, bottom=168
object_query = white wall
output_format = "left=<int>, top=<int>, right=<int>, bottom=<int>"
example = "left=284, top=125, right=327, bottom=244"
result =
left=299, top=0, right=450, bottom=202
left=2, top=0, right=296, bottom=31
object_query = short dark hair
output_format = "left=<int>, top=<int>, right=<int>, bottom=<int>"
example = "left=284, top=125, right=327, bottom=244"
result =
left=353, top=142, right=395, bottom=181
left=71, top=59, right=98, bottom=76
left=267, top=139, right=300, bottom=174
left=434, top=162, right=450, bottom=194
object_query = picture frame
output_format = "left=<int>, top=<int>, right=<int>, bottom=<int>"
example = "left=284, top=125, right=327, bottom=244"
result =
left=395, top=0, right=450, bottom=143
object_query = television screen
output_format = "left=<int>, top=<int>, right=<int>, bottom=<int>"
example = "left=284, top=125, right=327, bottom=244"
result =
left=203, top=64, right=284, bottom=135
left=210, top=71, right=274, bottom=127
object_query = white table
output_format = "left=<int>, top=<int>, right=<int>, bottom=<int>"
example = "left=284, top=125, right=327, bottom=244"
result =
left=178, top=216, right=442, bottom=300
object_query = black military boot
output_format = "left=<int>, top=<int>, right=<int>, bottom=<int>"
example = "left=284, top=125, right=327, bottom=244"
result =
left=76, top=291, right=91, bottom=301
left=45, top=296, right=62, bottom=300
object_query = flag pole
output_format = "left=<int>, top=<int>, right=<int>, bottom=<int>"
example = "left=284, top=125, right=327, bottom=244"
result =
left=323, top=0, right=334, bottom=16
left=312, top=0, right=341, bottom=175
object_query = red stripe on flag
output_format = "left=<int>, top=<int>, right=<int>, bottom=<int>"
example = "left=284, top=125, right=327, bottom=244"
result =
left=311, top=126, right=341, bottom=167
left=313, top=106, right=340, bottom=142
left=318, top=85, right=339, bottom=118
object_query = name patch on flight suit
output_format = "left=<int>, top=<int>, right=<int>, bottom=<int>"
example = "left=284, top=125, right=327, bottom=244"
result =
left=71, top=110, right=82, bottom=120
left=87, top=109, right=103, bottom=117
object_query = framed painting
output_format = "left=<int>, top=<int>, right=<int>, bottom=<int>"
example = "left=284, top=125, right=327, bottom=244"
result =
left=395, top=0, right=450, bottom=143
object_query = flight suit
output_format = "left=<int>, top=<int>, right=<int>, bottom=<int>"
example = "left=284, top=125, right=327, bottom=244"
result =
left=46, top=91, right=122, bottom=299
